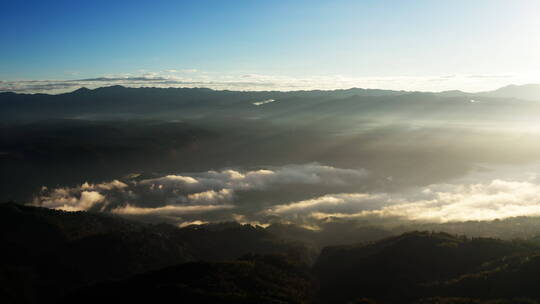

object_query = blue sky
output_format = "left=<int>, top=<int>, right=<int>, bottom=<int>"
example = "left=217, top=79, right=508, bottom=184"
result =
left=1, top=0, right=539, bottom=92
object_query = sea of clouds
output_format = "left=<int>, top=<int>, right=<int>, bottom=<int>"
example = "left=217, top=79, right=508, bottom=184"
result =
left=32, top=162, right=540, bottom=228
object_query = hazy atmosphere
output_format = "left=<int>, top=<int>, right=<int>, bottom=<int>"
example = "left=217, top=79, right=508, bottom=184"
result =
left=3, top=1, right=540, bottom=304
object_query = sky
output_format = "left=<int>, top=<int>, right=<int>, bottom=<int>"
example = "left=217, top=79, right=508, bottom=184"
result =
left=1, top=0, right=540, bottom=92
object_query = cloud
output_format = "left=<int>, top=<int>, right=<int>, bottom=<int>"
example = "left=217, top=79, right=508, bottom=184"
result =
left=140, top=175, right=199, bottom=189
left=34, top=162, right=540, bottom=226
left=468, top=74, right=515, bottom=79
left=269, top=179, right=540, bottom=223
left=178, top=220, right=209, bottom=227
left=111, top=204, right=234, bottom=216
left=35, top=188, right=105, bottom=212
left=81, top=180, right=128, bottom=191
left=231, top=214, right=270, bottom=228
left=33, top=164, right=368, bottom=224
left=139, top=164, right=367, bottom=194
left=268, top=193, right=388, bottom=215
left=187, top=189, right=233, bottom=204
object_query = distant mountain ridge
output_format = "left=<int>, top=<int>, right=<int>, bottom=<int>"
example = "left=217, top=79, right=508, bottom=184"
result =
left=2, top=83, right=539, bottom=99
left=479, top=84, right=540, bottom=101
left=1, top=83, right=539, bottom=123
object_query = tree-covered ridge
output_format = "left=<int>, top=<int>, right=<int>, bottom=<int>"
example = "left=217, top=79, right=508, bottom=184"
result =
left=60, top=254, right=315, bottom=304
left=314, top=231, right=540, bottom=303
left=0, top=203, right=312, bottom=303
left=3, top=204, right=540, bottom=303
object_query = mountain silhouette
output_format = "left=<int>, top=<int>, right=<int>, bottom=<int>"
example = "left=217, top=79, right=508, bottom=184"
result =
left=3, top=204, right=540, bottom=303
left=480, top=84, right=540, bottom=101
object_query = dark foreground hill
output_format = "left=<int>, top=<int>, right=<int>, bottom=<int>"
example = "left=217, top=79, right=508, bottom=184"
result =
left=0, top=203, right=312, bottom=303
left=3, top=203, right=540, bottom=303
left=59, top=254, right=315, bottom=304
left=314, top=231, right=540, bottom=303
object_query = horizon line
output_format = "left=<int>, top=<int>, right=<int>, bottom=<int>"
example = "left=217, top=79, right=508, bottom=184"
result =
left=1, top=81, right=539, bottom=96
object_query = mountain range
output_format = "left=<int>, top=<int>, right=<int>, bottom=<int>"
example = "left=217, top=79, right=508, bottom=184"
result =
left=1, top=84, right=540, bottom=122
